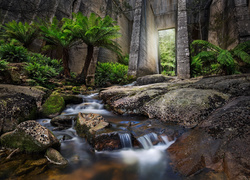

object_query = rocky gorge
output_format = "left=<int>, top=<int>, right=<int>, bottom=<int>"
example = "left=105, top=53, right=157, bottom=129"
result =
left=0, top=73, right=249, bottom=179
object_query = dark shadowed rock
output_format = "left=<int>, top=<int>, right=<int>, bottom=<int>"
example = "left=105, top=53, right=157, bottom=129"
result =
left=94, top=132, right=122, bottom=151
left=168, top=96, right=250, bottom=179
left=0, top=84, right=46, bottom=134
left=0, top=120, right=60, bottom=153
left=51, top=114, right=77, bottom=129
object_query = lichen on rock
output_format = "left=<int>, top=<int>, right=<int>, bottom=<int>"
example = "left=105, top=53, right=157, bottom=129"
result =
left=0, top=120, right=60, bottom=153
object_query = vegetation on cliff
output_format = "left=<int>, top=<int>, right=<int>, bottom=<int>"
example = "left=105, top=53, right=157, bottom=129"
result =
left=191, top=40, right=250, bottom=77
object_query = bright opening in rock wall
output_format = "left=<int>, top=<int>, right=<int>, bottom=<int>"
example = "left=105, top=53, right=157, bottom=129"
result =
left=158, top=29, right=176, bottom=76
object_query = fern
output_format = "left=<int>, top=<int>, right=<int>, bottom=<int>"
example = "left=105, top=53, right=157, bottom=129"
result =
left=2, top=21, right=39, bottom=49
left=190, top=40, right=250, bottom=76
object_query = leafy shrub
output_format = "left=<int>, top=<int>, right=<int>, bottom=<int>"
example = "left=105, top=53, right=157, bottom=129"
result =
left=25, top=53, right=62, bottom=87
left=0, top=59, right=9, bottom=71
left=0, top=44, right=29, bottom=62
left=95, top=62, right=130, bottom=87
left=190, top=40, right=250, bottom=77
left=2, top=20, right=40, bottom=48
left=118, top=54, right=129, bottom=65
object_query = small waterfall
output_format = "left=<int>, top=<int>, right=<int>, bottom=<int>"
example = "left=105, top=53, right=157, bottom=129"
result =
left=137, top=133, right=158, bottom=149
left=119, top=133, right=132, bottom=148
left=160, top=135, right=175, bottom=149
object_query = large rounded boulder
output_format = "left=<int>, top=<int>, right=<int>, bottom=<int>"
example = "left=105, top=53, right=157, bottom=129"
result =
left=0, top=120, right=60, bottom=153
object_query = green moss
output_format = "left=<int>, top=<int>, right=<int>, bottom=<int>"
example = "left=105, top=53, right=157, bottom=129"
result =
left=1, top=131, right=45, bottom=153
left=41, top=95, right=65, bottom=117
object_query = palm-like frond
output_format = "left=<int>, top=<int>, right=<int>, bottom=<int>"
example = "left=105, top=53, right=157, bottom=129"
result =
left=190, top=40, right=243, bottom=76
left=231, top=41, right=250, bottom=64
left=2, top=21, right=39, bottom=48
left=67, top=12, right=122, bottom=56
left=39, top=17, right=79, bottom=49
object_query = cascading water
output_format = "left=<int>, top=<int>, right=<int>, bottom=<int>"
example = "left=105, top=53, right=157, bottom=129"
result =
left=34, top=93, right=181, bottom=180
left=118, top=133, right=133, bottom=148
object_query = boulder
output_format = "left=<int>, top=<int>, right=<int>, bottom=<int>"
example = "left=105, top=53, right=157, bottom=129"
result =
left=75, top=113, right=129, bottom=150
left=51, top=114, right=77, bottom=129
left=45, top=148, right=68, bottom=165
left=41, top=93, right=65, bottom=118
left=61, top=94, right=83, bottom=104
left=0, top=83, right=48, bottom=135
left=136, top=74, right=175, bottom=85
left=143, top=88, right=229, bottom=127
left=168, top=96, right=250, bottom=179
left=0, top=120, right=60, bottom=153
left=75, top=113, right=110, bottom=146
left=0, top=93, right=37, bottom=134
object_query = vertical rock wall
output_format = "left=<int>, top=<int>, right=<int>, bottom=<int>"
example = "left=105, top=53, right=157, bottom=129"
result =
left=176, top=0, right=190, bottom=79
left=234, top=0, right=250, bottom=42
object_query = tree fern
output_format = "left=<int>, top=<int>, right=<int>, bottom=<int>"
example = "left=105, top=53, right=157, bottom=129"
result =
left=64, top=12, right=122, bottom=84
left=39, top=17, right=80, bottom=77
left=1, top=21, right=39, bottom=49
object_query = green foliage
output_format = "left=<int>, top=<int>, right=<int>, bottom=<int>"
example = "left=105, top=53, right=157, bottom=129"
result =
left=39, top=17, right=80, bottom=77
left=39, top=17, right=79, bottom=49
left=0, top=44, right=29, bottom=62
left=65, top=12, right=122, bottom=57
left=231, top=41, right=250, bottom=64
left=1, top=20, right=39, bottom=48
left=95, top=62, right=130, bottom=87
left=118, top=54, right=129, bottom=65
left=25, top=53, right=62, bottom=87
left=0, top=59, right=9, bottom=71
left=159, top=29, right=176, bottom=76
left=191, top=40, right=238, bottom=76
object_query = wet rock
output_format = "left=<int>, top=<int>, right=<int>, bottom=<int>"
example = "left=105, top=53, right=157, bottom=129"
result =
left=143, top=88, right=229, bottom=127
left=75, top=113, right=129, bottom=151
left=75, top=113, right=110, bottom=146
left=41, top=93, right=65, bottom=118
left=51, top=114, right=77, bottom=129
left=136, top=74, right=175, bottom=85
left=168, top=96, right=250, bottom=179
left=94, top=132, right=122, bottom=151
left=45, top=148, right=68, bottom=165
left=0, top=120, right=60, bottom=153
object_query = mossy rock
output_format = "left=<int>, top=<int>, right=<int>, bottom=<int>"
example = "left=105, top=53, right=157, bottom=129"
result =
left=0, top=121, right=60, bottom=153
left=41, top=94, right=65, bottom=118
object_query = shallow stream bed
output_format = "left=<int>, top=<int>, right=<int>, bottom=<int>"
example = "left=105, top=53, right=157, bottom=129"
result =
left=0, top=93, right=183, bottom=180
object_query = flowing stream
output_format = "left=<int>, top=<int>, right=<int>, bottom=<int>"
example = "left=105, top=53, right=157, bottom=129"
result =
left=35, top=93, right=182, bottom=180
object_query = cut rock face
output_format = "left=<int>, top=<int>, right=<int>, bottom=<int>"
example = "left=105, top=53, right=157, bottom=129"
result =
left=0, top=120, right=60, bottom=153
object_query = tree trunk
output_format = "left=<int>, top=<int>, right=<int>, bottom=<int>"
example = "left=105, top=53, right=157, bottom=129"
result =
left=79, top=45, right=94, bottom=84
left=62, top=48, right=71, bottom=77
